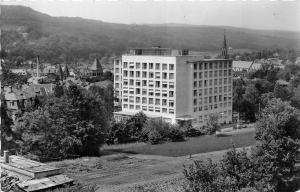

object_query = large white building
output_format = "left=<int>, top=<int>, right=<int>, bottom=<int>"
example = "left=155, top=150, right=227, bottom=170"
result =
left=113, top=46, right=233, bottom=128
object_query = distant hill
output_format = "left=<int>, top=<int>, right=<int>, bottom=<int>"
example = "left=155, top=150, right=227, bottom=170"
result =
left=1, top=5, right=300, bottom=63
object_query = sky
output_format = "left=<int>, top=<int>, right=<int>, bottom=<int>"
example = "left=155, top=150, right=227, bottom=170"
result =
left=3, top=0, right=300, bottom=32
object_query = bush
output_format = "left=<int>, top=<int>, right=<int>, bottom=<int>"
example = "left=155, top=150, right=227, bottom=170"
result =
left=148, top=130, right=162, bottom=145
left=168, top=127, right=185, bottom=142
left=185, top=128, right=203, bottom=137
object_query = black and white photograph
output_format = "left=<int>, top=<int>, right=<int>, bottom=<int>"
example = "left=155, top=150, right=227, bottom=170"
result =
left=1, top=0, right=300, bottom=191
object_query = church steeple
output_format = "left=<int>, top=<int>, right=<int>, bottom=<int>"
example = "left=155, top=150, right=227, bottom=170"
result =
left=58, top=64, right=64, bottom=81
left=64, top=64, right=70, bottom=78
left=221, top=30, right=229, bottom=59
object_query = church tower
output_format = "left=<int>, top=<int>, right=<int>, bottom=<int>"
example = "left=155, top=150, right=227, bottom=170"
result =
left=221, top=30, right=229, bottom=59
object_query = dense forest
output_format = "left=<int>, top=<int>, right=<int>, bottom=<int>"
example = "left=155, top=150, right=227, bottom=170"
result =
left=1, top=5, right=300, bottom=64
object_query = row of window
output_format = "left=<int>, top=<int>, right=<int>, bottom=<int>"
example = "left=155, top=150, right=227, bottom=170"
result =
left=193, top=70, right=232, bottom=78
left=193, top=61, right=232, bottom=70
left=123, top=89, right=174, bottom=97
left=194, top=110, right=232, bottom=123
left=193, top=103, right=232, bottom=112
left=193, top=95, right=232, bottom=105
left=193, top=86, right=232, bottom=96
left=123, top=62, right=175, bottom=71
left=193, top=78, right=232, bottom=88
left=123, top=104, right=175, bottom=114
left=123, top=80, right=175, bottom=89
left=123, top=97, right=175, bottom=106
left=123, top=71, right=175, bottom=80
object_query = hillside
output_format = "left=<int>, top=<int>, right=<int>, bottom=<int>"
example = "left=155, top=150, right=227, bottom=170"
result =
left=1, top=5, right=300, bottom=63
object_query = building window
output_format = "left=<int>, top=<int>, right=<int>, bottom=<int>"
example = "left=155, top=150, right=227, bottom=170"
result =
left=199, top=63, right=203, bottom=70
left=199, top=80, right=203, bottom=87
left=136, top=105, right=141, bottom=110
left=193, top=99, right=197, bottom=105
left=142, top=80, right=147, bottom=86
left=142, top=63, right=147, bottom=69
left=169, top=101, right=174, bottom=107
left=169, top=73, right=174, bottom=80
left=194, top=72, right=197, bottom=79
left=136, top=88, right=141, bottom=95
left=209, top=71, right=213, bottom=77
left=142, top=97, right=147, bottom=104
left=136, top=71, right=140, bottom=77
left=123, top=70, right=128, bottom=77
left=193, top=90, right=197, bottom=96
left=149, top=98, right=154, bottom=105
left=209, top=63, right=213, bottom=69
left=194, top=81, right=197, bottom=88
left=169, top=91, right=174, bottom=97
left=199, top=72, right=202, bottom=78
left=136, top=62, right=141, bottom=69
left=142, top=72, right=147, bottom=78
left=149, top=63, right=154, bottom=69
left=204, top=63, right=208, bottom=70
left=155, top=63, right=160, bottom=70
left=162, top=72, right=167, bottom=79
left=149, top=72, right=154, bottom=78
left=214, top=63, right=218, bottom=69
left=169, top=64, right=174, bottom=71
left=204, top=71, right=208, bottom=78
left=123, top=62, right=128, bottom=68
left=162, top=108, right=167, bottom=113
left=162, top=64, right=168, bottom=70
left=123, top=104, right=128, bottom=108
left=155, top=81, right=160, bottom=88
left=162, top=99, right=167, bottom=106
left=155, top=72, right=160, bottom=79
left=194, top=63, right=197, bottom=70
left=130, top=71, right=134, bottom=77
left=155, top=99, right=160, bottom=105
left=129, top=79, right=134, bottom=85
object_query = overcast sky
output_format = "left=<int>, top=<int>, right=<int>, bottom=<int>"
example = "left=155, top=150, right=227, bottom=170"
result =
left=4, top=0, right=300, bottom=32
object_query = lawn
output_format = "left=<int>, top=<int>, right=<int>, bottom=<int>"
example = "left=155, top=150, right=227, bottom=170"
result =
left=104, top=131, right=255, bottom=157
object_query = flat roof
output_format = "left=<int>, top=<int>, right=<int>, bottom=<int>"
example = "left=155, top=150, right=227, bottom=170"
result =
left=114, top=111, right=162, bottom=118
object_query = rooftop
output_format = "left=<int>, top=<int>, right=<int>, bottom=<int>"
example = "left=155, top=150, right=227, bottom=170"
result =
left=125, top=47, right=190, bottom=56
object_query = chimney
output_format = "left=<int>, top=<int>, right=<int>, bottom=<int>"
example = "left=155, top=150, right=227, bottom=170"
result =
left=3, top=150, right=9, bottom=163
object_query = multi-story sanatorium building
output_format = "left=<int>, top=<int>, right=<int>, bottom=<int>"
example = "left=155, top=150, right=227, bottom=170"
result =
left=114, top=38, right=232, bottom=128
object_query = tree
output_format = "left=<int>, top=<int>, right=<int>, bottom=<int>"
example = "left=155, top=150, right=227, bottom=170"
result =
left=291, top=85, right=300, bottom=109
left=0, top=68, right=31, bottom=86
left=242, top=84, right=260, bottom=122
left=13, top=95, right=105, bottom=161
left=252, top=99, right=300, bottom=192
left=233, top=78, right=246, bottom=113
left=0, top=98, right=19, bottom=153
left=273, top=83, right=291, bottom=101
left=203, top=113, right=220, bottom=135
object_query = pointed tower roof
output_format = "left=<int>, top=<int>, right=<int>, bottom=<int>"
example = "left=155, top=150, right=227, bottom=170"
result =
left=90, top=58, right=103, bottom=70
left=57, top=64, right=64, bottom=80
left=221, top=29, right=229, bottom=59
left=64, top=64, right=70, bottom=77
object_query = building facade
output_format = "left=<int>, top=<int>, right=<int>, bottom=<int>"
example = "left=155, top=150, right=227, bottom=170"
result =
left=114, top=47, right=233, bottom=127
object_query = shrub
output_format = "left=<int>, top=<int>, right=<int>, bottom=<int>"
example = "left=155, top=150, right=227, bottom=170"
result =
left=202, top=114, right=220, bottom=135
left=168, top=126, right=185, bottom=142
left=185, top=128, right=203, bottom=137
left=148, top=130, right=162, bottom=145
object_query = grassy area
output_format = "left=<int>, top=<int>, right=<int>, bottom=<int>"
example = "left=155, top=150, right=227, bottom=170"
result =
left=104, top=131, right=255, bottom=157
